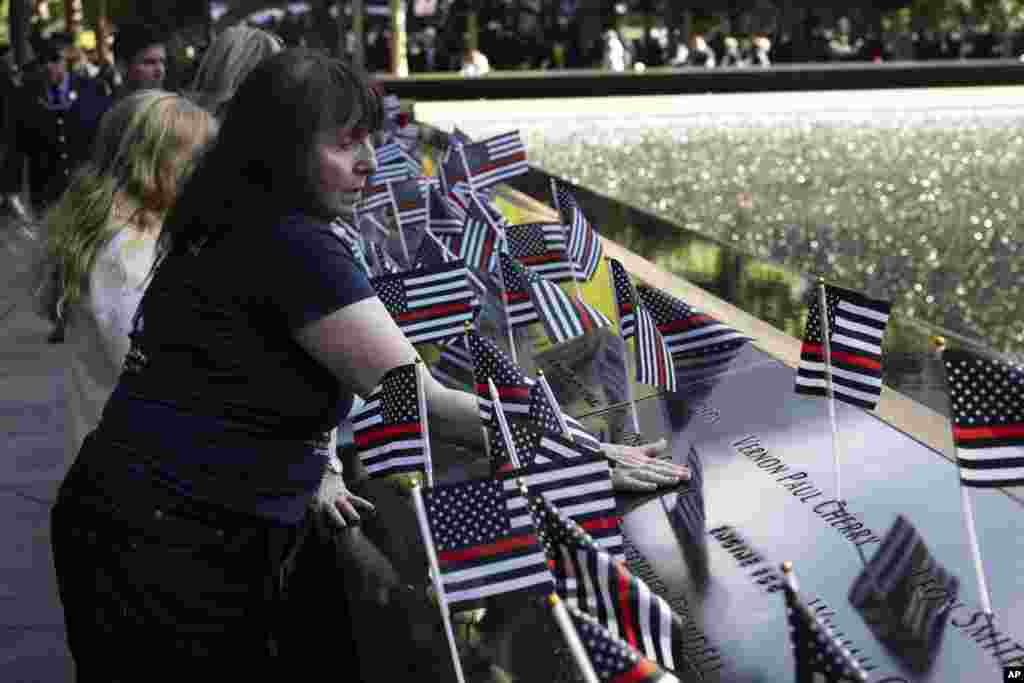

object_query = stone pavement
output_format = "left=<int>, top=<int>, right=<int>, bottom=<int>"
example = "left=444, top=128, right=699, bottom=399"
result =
left=0, top=214, right=75, bottom=681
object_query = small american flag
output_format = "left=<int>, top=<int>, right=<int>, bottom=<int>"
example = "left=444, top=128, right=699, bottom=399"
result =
left=608, top=258, right=636, bottom=339
left=527, top=494, right=692, bottom=674
left=371, top=261, right=480, bottom=345
left=506, top=222, right=574, bottom=283
left=421, top=477, right=553, bottom=610
left=513, top=256, right=592, bottom=345
left=361, top=168, right=410, bottom=213
left=635, top=304, right=676, bottom=393
left=470, top=328, right=533, bottom=424
left=942, top=348, right=1024, bottom=487
left=636, top=284, right=751, bottom=382
left=493, top=430, right=622, bottom=558
left=414, top=228, right=487, bottom=296
left=783, top=565, right=869, bottom=683
left=351, top=364, right=428, bottom=478
left=552, top=180, right=603, bottom=283
left=388, top=176, right=428, bottom=233
left=457, top=131, right=528, bottom=191
left=567, top=604, right=682, bottom=683
left=795, top=284, right=891, bottom=410
left=498, top=253, right=539, bottom=329
left=571, top=297, right=613, bottom=336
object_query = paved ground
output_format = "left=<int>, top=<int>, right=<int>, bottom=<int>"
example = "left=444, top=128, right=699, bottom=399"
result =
left=0, top=214, right=75, bottom=681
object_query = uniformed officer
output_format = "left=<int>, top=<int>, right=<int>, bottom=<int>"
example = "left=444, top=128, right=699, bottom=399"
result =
left=1, top=37, right=112, bottom=216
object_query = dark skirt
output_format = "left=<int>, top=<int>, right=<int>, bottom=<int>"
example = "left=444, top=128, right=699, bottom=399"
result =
left=50, top=433, right=361, bottom=680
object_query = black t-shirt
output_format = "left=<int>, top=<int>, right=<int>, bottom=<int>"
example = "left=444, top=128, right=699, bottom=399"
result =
left=100, top=214, right=376, bottom=523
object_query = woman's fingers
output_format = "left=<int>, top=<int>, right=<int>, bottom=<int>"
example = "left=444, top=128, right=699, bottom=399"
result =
left=333, top=495, right=362, bottom=524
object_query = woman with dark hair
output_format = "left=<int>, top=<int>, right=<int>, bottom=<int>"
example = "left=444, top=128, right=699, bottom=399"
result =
left=50, top=48, right=683, bottom=674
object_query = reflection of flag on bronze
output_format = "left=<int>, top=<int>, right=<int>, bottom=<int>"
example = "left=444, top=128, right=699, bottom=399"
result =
left=848, top=515, right=958, bottom=655
left=608, top=258, right=636, bottom=339
left=635, top=304, right=677, bottom=393
left=672, top=446, right=705, bottom=544
left=371, top=261, right=479, bottom=344
left=567, top=605, right=682, bottom=683
left=495, top=441, right=621, bottom=558
left=637, top=284, right=751, bottom=381
left=527, top=494, right=690, bottom=674
left=458, top=131, right=528, bottom=190
left=498, top=253, right=539, bottom=329
left=389, top=176, right=428, bottom=233
left=552, top=180, right=603, bottom=283
left=421, top=477, right=553, bottom=610
left=783, top=563, right=869, bottom=683
left=506, top=222, right=574, bottom=283
left=795, top=284, right=891, bottom=410
left=942, top=348, right=1024, bottom=487
left=352, top=364, right=428, bottom=477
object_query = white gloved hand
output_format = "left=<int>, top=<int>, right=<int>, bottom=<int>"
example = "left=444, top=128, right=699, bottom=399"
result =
left=601, top=438, right=690, bottom=493
left=313, top=471, right=376, bottom=530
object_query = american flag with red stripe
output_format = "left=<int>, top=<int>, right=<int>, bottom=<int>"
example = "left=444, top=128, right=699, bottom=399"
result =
left=512, top=255, right=593, bottom=345
left=572, top=297, right=613, bottom=336
left=795, top=284, right=891, bottom=410
left=498, top=252, right=539, bottom=329
left=414, top=228, right=487, bottom=294
left=371, top=261, right=480, bottom=345
left=493, top=431, right=622, bottom=559
left=351, top=364, right=427, bottom=477
left=635, top=304, right=676, bottom=393
left=636, top=284, right=751, bottom=382
left=552, top=179, right=604, bottom=283
left=526, top=493, right=691, bottom=675
left=455, top=131, right=528, bottom=191
left=360, top=172, right=410, bottom=213
left=506, top=222, right=574, bottom=283
left=568, top=605, right=683, bottom=683
left=470, top=328, right=533, bottom=424
left=421, top=477, right=553, bottom=610
left=942, top=348, right=1024, bottom=488
left=608, top=258, right=636, bottom=339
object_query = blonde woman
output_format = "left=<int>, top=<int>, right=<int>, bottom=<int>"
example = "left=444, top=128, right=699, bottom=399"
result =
left=43, top=90, right=217, bottom=468
left=187, top=25, right=282, bottom=119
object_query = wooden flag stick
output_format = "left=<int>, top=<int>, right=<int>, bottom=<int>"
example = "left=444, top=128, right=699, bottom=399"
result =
left=489, top=378, right=522, bottom=470
left=605, top=258, right=642, bottom=436
left=546, top=593, right=601, bottom=683
left=414, top=359, right=433, bottom=488
left=410, top=484, right=468, bottom=683
left=816, top=277, right=844, bottom=504
left=388, top=184, right=411, bottom=266
left=931, top=335, right=995, bottom=618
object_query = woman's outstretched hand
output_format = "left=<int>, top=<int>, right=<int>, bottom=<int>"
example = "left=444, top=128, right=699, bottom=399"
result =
left=600, top=438, right=691, bottom=492
left=314, top=471, right=376, bottom=529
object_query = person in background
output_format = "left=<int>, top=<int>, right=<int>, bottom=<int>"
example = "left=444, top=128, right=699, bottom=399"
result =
left=601, top=28, right=629, bottom=71
left=687, top=33, right=717, bottom=67
left=460, top=43, right=492, bottom=77
left=719, top=36, right=746, bottom=67
left=113, top=22, right=168, bottom=95
left=186, top=25, right=282, bottom=120
left=751, top=34, right=773, bottom=67
left=42, top=91, right=217, bottom=472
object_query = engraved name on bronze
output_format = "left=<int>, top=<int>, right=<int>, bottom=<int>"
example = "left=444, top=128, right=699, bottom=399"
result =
left=731, top=435, right=882, bottom=548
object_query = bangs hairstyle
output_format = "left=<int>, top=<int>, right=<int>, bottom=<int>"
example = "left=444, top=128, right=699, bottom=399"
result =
left=156, top=48, right=382, bottom=266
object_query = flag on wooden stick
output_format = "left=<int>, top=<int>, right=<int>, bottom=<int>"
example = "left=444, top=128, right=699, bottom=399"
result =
left=795, top=284, right=891, bottom=410
left=552, top=179, right=603, bottom=283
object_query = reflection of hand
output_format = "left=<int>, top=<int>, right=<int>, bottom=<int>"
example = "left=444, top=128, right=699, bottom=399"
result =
left=601, top=438, right=690, bottom=492
left=314, top=472, right=376, bottom=529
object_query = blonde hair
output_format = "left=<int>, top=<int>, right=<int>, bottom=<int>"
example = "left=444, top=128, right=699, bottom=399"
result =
left=188, top=26, right=282, bottom=119
left=44, top=90, right=217, bottom=320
